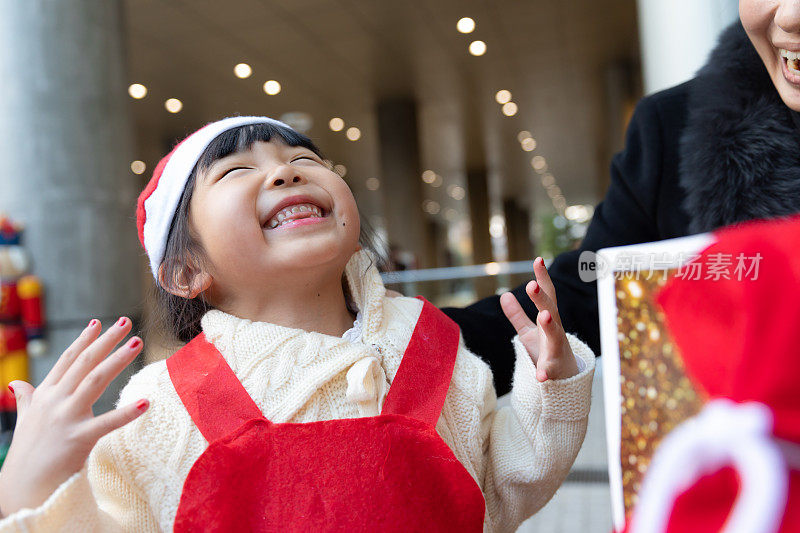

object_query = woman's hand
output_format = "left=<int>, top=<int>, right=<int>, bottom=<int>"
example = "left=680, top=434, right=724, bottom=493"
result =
left=500, top=257, right=579, bottom=382
left=0, top=317, right=148, bottom=516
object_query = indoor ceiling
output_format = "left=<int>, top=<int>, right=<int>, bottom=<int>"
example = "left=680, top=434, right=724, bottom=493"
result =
left=124, top=0, right=640, bottom=236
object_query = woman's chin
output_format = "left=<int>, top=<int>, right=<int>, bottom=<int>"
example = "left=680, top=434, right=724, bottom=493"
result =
left=776, top=83, right=800, bottom=112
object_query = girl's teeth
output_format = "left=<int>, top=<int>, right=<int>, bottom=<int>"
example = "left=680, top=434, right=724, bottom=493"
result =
left=266, top=203, right=325, bottom=229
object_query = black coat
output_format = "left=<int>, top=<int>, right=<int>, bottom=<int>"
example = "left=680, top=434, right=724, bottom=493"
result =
left=443, top=22, right=800, bottom=396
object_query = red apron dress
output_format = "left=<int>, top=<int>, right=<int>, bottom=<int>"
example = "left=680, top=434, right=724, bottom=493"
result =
left=166, top=298, right=486, bottom=532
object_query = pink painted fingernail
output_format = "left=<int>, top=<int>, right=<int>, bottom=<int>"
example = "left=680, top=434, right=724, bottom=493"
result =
left=128, top=338, right=141, bottom=349
left=116, top=317, right=127, bottom=327
left=136, top=399, right=149, bottom=411
left=88, top=319, right=98, bottom=328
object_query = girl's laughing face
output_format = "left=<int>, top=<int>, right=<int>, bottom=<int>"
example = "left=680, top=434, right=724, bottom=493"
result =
left=188, top=139, right=360, bottom=303
left=741, top=0, right=800, bottom=111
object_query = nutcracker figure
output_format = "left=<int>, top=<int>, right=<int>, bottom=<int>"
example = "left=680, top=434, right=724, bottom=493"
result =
left=0, top=215, right=46, bottom=456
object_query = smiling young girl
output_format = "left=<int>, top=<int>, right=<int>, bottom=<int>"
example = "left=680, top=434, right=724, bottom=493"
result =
left=0, top=116, right=594, bottom=532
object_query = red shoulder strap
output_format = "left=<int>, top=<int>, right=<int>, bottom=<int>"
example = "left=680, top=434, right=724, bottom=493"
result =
left=380, top=297, right=461, bottom=427
left=167, top=333, right=265, bottom=443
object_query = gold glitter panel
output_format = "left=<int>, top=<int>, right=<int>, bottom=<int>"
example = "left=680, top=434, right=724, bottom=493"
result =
left=614, top=270, right=705, bottom=517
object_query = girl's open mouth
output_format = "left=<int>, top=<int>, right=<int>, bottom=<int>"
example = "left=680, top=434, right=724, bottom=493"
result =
left=264, top=202, right=327, bottom=230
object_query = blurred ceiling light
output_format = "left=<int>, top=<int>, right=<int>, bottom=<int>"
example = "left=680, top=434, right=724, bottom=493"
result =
left=531, top=155, right=547, bottom=171
left=469, top=40, right=487, bottom=56
left=444, top=208, right=457, bottom=221
left=365, top=177, right=380, bottom=191
left=423, top=199, right=441, bottom=215
left=565, top=204, right=594, bottom=223
left=346, top=127, right=361, bottom=141
left=501, top=102, right=518, bottom=116
left=456, top=17, right=475, bottom=33
left=165, top=98, right=183, bottom=113
left=329, top=117, right=345, bottom=131
left=431, top=174, right=443, bottom=187
left=484, top=262, right=501, bottom=276
left=263, top=80, right=281, bottom=95
left=547, top=186, right=561, bottom=199
left=422, top=170, right=437, bottom=184
left=489, top=215, right=506, bottom=238
left=521, top=137, right=537, bottom=151
left=130, top=160, right=146, bottom=175
left=517, top=130, right=532, bottom=142
left=333, top=164, right=347, bottom=177
left=541, top=173, right=556, bottom=187
left=234, top=63, right=252, bottom=78
left=280, top=111, right=313, bottom=134
left=447, top=185, right=466, bottom=200
left=489, top=224, right=505, bottom=238
left=128, top=83, right=147, bottom=99
left=495, top=90, right=512, bottom=104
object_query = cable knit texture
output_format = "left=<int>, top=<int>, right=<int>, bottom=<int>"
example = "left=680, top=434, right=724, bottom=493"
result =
left=0, top=250, right=594, bottom=533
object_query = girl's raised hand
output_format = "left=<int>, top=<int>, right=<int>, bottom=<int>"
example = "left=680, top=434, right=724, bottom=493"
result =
left=0, top=318, right=148, bottom=516
left=499, top=257, right=580, bottom=382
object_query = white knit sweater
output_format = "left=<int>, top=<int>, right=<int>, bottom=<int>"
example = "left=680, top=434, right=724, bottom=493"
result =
left=0, top=251, right=595, bottom=533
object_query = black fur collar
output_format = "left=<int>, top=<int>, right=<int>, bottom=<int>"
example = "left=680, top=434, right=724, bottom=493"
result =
left=679, top=22, right=800, bottom=233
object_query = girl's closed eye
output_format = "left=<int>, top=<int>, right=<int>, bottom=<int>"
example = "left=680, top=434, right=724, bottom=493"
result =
left=291, top=155, right=322, bottom=165
left=219, top=166, right=253, bottom=179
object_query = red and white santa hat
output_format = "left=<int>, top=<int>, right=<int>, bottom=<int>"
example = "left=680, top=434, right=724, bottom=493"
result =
left=136, top=116, right=292, bottom=279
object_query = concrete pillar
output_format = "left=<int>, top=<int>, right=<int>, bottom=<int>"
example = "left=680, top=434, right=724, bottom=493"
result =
left=503, top=199, right=535, bottom=290
left=637, top=0, right=739, bottom=94
left=504, top=199, right=533, bottom=262
left=376, top=99, right=434, bottom=268
left=467, top=169, right=496, bottom=297
left=0, top=0, right=141, bottom=412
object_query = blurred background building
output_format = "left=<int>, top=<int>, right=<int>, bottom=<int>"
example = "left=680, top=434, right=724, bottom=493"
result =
left=0, top=0, right=738, bottom=530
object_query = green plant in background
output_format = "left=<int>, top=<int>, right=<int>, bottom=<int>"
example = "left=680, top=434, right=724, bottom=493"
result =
left=536, top=212, right=588, bottom=261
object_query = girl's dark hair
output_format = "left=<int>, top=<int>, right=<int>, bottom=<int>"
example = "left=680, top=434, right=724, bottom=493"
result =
left=147, top=121, right=382, bottom=344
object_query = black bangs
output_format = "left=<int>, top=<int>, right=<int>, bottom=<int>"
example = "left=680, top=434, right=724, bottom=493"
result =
left=195, top=122, right=323, bottom=173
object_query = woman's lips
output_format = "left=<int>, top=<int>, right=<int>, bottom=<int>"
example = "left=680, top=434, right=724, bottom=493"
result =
left=781, top=55, right=800, bottom=86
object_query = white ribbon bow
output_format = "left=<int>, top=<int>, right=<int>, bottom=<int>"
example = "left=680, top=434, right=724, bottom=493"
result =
left=632, top=399, right=789, bottom=533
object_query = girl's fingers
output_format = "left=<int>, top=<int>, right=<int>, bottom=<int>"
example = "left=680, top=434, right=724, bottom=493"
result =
left=501, top=292, right=541, bottom=364
left=535, top=310, right=579, bottom=381
left=84, top=398, right=149, bottom=443
left=58, top=317, right=133, bottom=393
left=500, top=292, right=536, bottom=335
left=535, top=311, right=559, bottom=382
left=8, top=381, right=34, bottom=417
left=537, top=310, right=563, bottom=344
left=525, top=281, right=562, bottom=328
left=72, top=337, right=143, bottom=408
left=533, top=257, right=558, bottom=307
left=41, top=319, right=102, bottom=387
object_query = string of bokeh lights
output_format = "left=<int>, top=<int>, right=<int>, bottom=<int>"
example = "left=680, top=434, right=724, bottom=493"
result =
left=126, top=15, right=591, bottom=226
